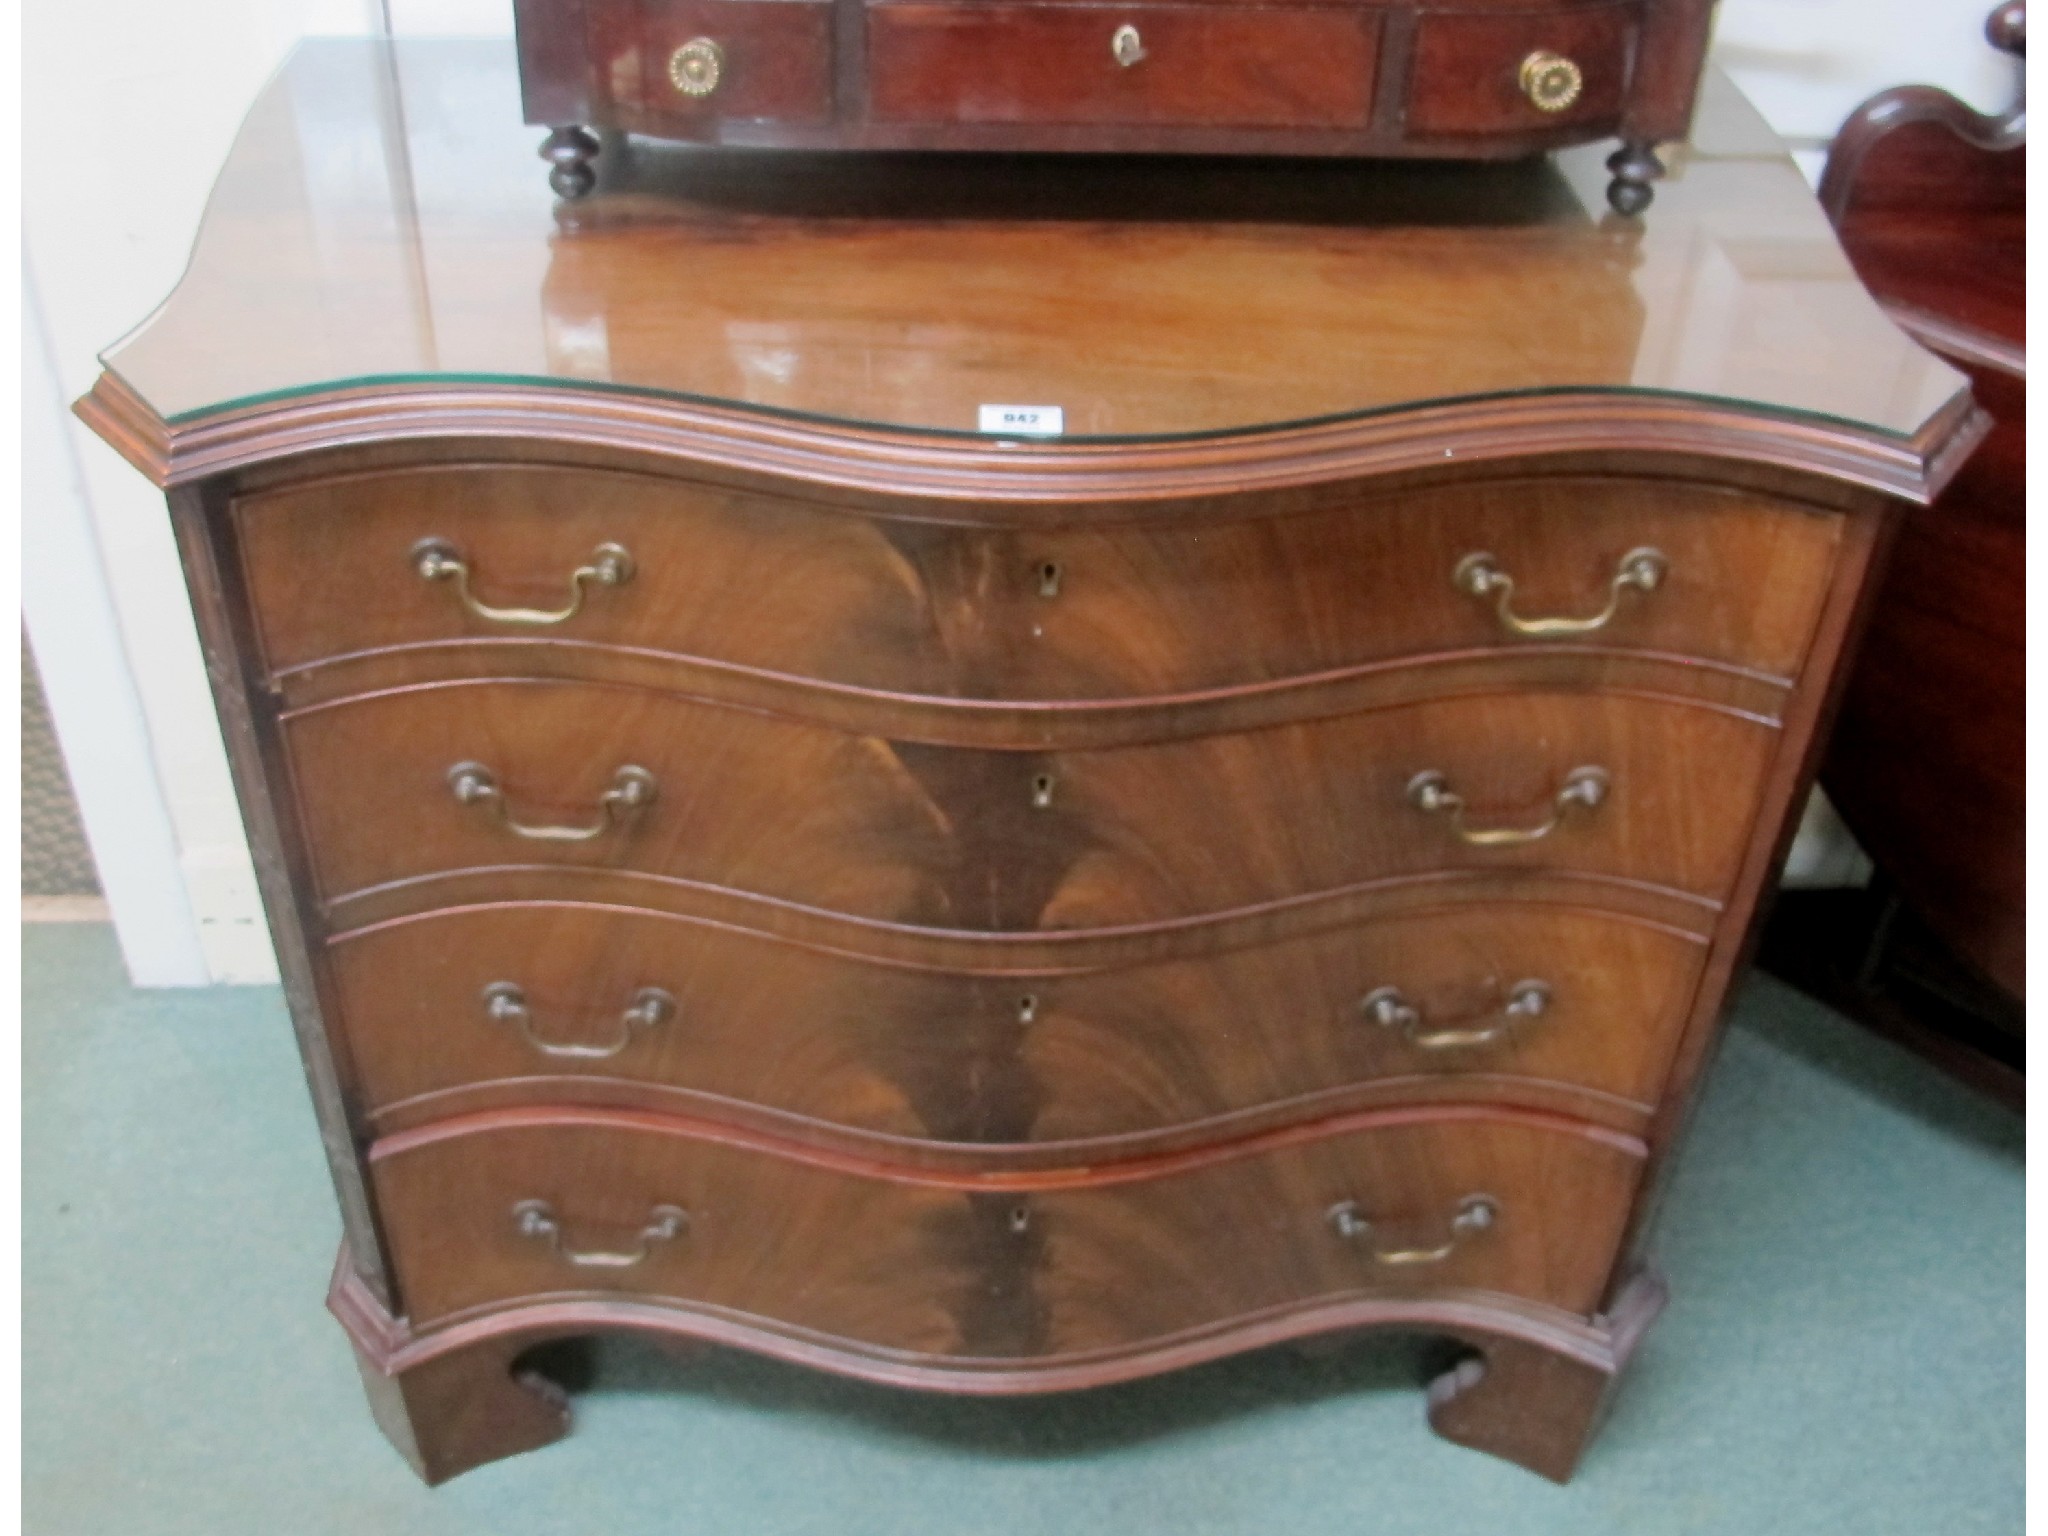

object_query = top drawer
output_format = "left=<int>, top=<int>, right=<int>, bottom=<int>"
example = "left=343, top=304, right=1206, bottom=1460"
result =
left=233, top=466, right=1841, bottom=700
left=868, top=4, right=1379, bottom=129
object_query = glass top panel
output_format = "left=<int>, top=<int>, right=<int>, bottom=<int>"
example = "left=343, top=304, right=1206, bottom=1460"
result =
left=105, top=39, right=1965, bottom=442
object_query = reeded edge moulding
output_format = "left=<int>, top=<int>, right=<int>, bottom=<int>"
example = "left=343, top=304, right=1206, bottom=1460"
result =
left=76, top=369, right=1988, bottom=507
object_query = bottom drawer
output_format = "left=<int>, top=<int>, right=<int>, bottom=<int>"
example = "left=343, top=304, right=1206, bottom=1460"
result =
left=371, top=1111, right=1643, bottom=1350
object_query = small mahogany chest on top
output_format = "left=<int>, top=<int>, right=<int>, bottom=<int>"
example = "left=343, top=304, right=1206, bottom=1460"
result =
left=513, top=0, right=1715, bottom=210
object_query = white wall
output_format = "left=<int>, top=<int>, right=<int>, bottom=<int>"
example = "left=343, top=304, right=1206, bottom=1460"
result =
left=23, top=0, right=2014, bottom=982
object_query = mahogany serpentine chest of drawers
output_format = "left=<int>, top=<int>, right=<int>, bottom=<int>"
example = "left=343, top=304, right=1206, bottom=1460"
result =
left=77, top=42, right=1982, bottom=1485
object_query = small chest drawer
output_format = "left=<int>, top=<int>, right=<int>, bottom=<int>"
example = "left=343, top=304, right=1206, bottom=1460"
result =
left=868, top=4, right=1379, bottom=129
left=370, top=1112, right=1644, bottom=1339
left=233, top=467, right=1841, bottom=701
left=1407, top=3, right=1636, bottom=135
left=628, top=0, right=835, bottom=126
left=285, top=681, right=1774, bottom=921
left=332, top=902, right=1708, bottom=1134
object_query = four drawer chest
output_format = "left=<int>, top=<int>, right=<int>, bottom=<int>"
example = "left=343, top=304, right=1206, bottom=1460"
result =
left=77, top=41, right=1983, bottom=1486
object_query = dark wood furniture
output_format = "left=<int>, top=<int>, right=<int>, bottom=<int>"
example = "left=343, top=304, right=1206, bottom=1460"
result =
left=513, top=0, right=1715, bottom=211
left=75, top=41, right=1981, bottom=1487
left=1760, top=3, right=2024, bottom=1108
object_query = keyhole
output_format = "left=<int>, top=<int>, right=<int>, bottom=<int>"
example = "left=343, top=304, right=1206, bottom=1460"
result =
left=1037, top=561, right=1062, bottom=598
left=1017, top=994, right=1040, bottom=1024
left=1031, top=773, right=1056, bottom=810
left=1008, top=1204, right=1031, bottom=1234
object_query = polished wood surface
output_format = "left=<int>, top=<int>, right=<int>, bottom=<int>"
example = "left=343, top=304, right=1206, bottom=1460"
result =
left=370, top=1109, right=1644, bottom=1337
left=868, top=5, right=1379, bottom=129
left=1406, top=3, right=1633, bottom=135
left=281, top=680, right=1776, bottom=917
left=519, top=0, right=1693, bottom=211
left=329, top=900, right=1707, bottom=1136
left=235, top=466, right=1844, bottom=697
left=93, top=45, right=1968, bottom=450
left=72, top=38, right=1972, bottom=1488
left=632, top=0, right=838, bottom=126
left=1809, top=5, right=2024, bottom=1001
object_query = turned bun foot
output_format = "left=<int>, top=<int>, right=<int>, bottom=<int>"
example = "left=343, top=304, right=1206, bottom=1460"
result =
left=1425, top=1269, right=1667, bottom=1482
left=540, top=125, right=601, bottom=200
left=1605, top=142, right=1663, bottom=215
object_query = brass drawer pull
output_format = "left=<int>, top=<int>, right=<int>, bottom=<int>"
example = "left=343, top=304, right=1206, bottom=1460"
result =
left=513, top=1199, right=688, bottom=1268
left=1518, top=50, right=1584, bottom=113
left=1406, top=765, right=1608, bottom=847
left=669, top=37, right=725, bottom=97
left=483, top=981, right=675, bottom=1059
left=1327, top=1193, right=1498, bottom=1265
left=1454, top=546, right=1667, bottom=637
left=1111, top=23, right=1147, bottom=67
left=447, top=761, right=657, bottom=842
left=1361, top=979, right=1551, bottom=1049
left=411, top=537, right=635, bottom=627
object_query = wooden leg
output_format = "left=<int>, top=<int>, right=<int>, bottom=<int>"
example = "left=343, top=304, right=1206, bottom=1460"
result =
left=540, top=125, right=601, bottom=201
left=1425, top=1269, right=1667, bottom=1483
left=350, top=1331, right=574, bottom=1486
left=1605, top=142, right=1663, bottom=216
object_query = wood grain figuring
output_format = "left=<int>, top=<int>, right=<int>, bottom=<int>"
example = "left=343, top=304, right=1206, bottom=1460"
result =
left=328, top=1246, right=1667, bottom=1484
left=327, top=900, right=1706, bottom=1136
left=327, top=866, right=1723, bottom=980
left=369, top=1112, right=1644, bottom=1339
left=868, top=6, right=1377, bottom=129
left=233, top=466, right=1844, bottom=697
left=280, top=680, right=1777, bottom=920
left=69, top=43, right=1957, bottom=1484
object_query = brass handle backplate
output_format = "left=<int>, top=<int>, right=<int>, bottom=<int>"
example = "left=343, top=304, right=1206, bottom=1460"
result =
left=1327, top=1193, right=1499, bottom=1265
left=448, top=761, right=657, bottom=842
left=1361, top=979, right=1552, bottom=1049
left=412, top=537, right=635, bottom=627
left=1455, top=546, right=1667, bottom=637
left=1519, top=49, right=1584, bottom=113
left=1407, top=766, right=1609, bottom=847
left=484, top=981, right=675, bottom=1059
left=669, top=38, right=724, bottom=97
left=514, top=1199, right=687, bottom=1268
left=1112, top=23, right=1147, bottom=66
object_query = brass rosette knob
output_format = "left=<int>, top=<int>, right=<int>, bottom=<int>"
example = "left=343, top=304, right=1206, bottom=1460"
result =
left=1519, top=50, right=1584, bottom=113
left=669, top=38, right=724, bottom=98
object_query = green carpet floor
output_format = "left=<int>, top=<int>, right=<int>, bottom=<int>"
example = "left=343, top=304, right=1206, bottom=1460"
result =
left=23, top=921, right=2022, bottom=1535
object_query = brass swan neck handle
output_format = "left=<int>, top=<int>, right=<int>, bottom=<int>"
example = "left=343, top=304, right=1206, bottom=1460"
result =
left=412, top=537, right=635, bottom=627
left=447, top=761, right=656, bottom=842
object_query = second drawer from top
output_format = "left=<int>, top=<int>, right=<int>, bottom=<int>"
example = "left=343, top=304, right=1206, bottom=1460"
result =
left=285, top=680, right=1777, bottom=923
left=234, top=465, right=1842, bottom=703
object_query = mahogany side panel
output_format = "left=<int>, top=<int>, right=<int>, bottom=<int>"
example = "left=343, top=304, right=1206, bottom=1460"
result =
left=164, top=484, right=397, bottom=1310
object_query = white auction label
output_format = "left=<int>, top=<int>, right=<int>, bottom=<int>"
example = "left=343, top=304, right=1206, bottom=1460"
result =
left=978, top=404, right=1065, bottom=436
